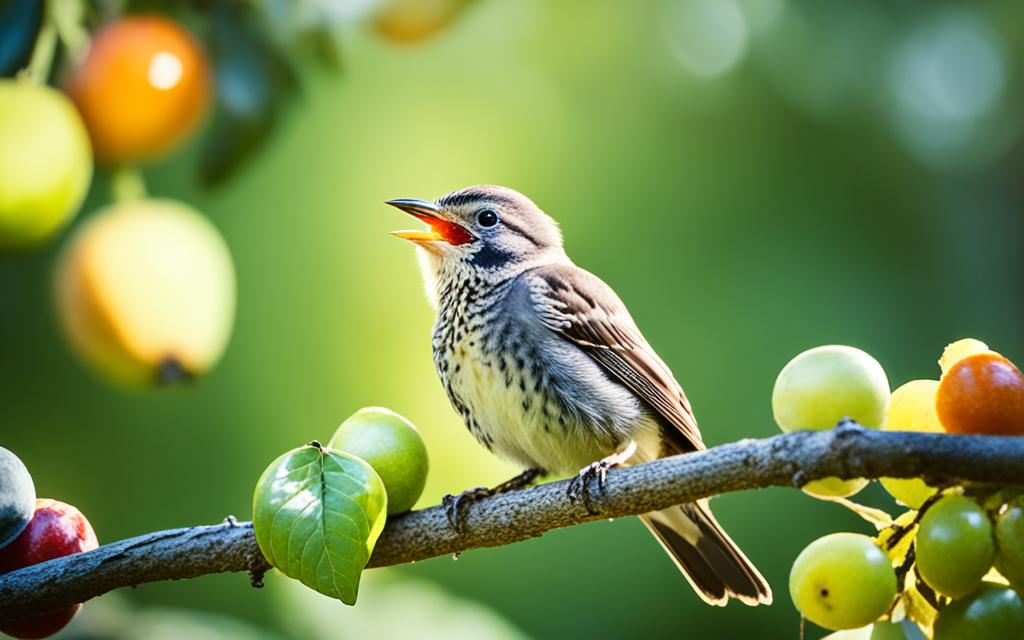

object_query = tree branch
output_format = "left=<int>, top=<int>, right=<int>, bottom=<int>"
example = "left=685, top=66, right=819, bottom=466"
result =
left=2, top=424, right=1023, bottom=621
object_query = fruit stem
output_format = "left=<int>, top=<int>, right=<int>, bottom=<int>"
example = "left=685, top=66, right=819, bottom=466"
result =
left=110, top=166, right=148, bottom=203
left=51, top=0, right=92, bottom=62
left=24, top=1, right=58, bottom=84
left=156, top=358, right=193, bottom=386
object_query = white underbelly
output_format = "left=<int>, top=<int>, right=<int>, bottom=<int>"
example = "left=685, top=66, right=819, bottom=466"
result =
left=447, top=340, right=662, bottom=475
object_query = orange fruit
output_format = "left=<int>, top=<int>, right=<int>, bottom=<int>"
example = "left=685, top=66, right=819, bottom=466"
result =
left=936, top=352, right=1024, bottom=435
left=64, top=15, right=211, bottom=165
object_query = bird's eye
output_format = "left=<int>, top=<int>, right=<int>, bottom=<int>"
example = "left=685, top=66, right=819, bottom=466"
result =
left=476, top=208, right=499, bottom=228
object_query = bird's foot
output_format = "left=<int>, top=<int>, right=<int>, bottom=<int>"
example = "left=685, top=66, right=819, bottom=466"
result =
left=443, top=468, right=546, bottom=534
left=566, top=440, right=638, bottom=515
left=566, top=461, right=610, bottom=514
left=492, top=467, right=545, bottom=493
left=443, top=486, right=494, bottom=534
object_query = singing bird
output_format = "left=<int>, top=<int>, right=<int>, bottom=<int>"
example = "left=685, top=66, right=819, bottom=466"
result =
left=386, top=185, right=771, bottom=606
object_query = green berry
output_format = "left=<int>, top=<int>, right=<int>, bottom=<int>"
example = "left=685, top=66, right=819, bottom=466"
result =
left=995, top=500, right=1024, bottom=592
left=934, top=583, right=1024, bottom=640
left=916, top=495, right=995, bottom=599
left=329, top=407, right=429, bottom=514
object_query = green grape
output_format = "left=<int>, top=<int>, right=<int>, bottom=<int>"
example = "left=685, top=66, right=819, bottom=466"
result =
left=916, top=495, right=995, bottom=598
left=995, top=501, right=1024, bottom=593
left=878, top=380, right=943, bottom=509
left=773, top=345, right=889, bottom=499
left=933, top=583, right=1024, bottom=640
left=789, top=532, right=897, bottom=631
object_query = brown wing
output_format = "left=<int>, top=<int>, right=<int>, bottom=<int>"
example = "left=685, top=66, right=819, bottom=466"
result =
left=527, top=263, right=705, bottom=452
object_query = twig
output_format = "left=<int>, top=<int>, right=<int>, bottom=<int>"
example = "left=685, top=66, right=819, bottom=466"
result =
left=1, top=424, right=1023, bottom=621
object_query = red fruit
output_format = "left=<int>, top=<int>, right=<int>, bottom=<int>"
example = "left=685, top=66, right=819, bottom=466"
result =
left=936, top=353, right=1024, bottom=436
left=64, top=15, right=211, bottom=165
left=0, top=499, right=98, bottom=639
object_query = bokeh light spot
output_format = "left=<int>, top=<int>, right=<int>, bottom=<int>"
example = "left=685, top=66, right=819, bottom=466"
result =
left=887, top=9, right=1007, bottom=168
left=148, top=52, right=184, bottom=90
left=664, top=0, right=748, bottom=78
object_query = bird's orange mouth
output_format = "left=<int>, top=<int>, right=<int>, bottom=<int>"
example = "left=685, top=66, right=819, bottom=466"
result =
left=386, top=199, right=475, bottom=246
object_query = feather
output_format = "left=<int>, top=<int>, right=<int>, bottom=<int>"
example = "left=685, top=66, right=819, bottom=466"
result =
left=527, top=263, right=705, bottom=453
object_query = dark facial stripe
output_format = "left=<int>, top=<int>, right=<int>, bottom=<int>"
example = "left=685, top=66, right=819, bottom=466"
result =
left=468, top=243, right=516, bottom=269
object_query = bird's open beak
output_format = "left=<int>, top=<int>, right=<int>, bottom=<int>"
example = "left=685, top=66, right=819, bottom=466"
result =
left=386, top=198, right=475, bottom=246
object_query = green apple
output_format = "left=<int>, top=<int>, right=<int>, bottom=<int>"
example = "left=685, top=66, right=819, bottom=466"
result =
left=917, top=495, right=995, bottom=599
left=0, top=80, right=92, bottom=250
left=329, top=407, right=429, bottom=514
left=789, top=532, right=897, bottom=630
left=773, top=345, right=889, bottom=498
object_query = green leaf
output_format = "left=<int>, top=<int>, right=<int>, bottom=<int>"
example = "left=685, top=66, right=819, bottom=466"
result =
left=253, top=442, right=387, bottom=605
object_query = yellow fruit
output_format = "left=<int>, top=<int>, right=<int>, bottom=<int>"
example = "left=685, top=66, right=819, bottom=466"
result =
left=54, top=199, right=235, bottom=387
left=373, top=0, right=472, bottom=44
left=939, top=338, right=993, bottom=375
left=879, top=380, right=943, bottom=508
left=0, top=81, right=92, bottom=250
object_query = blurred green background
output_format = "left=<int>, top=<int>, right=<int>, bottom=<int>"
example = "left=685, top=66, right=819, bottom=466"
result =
left=3, top=0, right=1024, bottom=638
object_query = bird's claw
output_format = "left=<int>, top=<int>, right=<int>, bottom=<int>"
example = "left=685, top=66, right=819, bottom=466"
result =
left=442, top=486, right=493, bottom=533
left=566, top=460, right=612, bottom=515
left=442, top=469, right=545, bottom=534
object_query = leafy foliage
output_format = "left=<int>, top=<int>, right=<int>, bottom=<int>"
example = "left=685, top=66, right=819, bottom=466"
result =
left=200, top=2, right=298, bottom=186
left=0, top=0, right=42, bottom=77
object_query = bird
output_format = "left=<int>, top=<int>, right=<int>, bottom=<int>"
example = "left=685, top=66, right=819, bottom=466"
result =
left=386, top=185, right=772, bottom=606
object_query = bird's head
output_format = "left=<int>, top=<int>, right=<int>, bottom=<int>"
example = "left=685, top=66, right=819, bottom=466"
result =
left=387, top=185, right=566, bottom=281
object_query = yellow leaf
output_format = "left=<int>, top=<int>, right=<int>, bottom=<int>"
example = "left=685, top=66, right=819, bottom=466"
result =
left=876, top=509, right=919, bottom=565
left=819, top=494, right=894, bottom=530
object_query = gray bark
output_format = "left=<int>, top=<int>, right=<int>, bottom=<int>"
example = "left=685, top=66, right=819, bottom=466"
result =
left=2, top=424, right=1022, bottom=621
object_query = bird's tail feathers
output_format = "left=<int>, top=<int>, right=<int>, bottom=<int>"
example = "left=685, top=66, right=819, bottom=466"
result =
left=640, top=502, right=772, bottom=607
